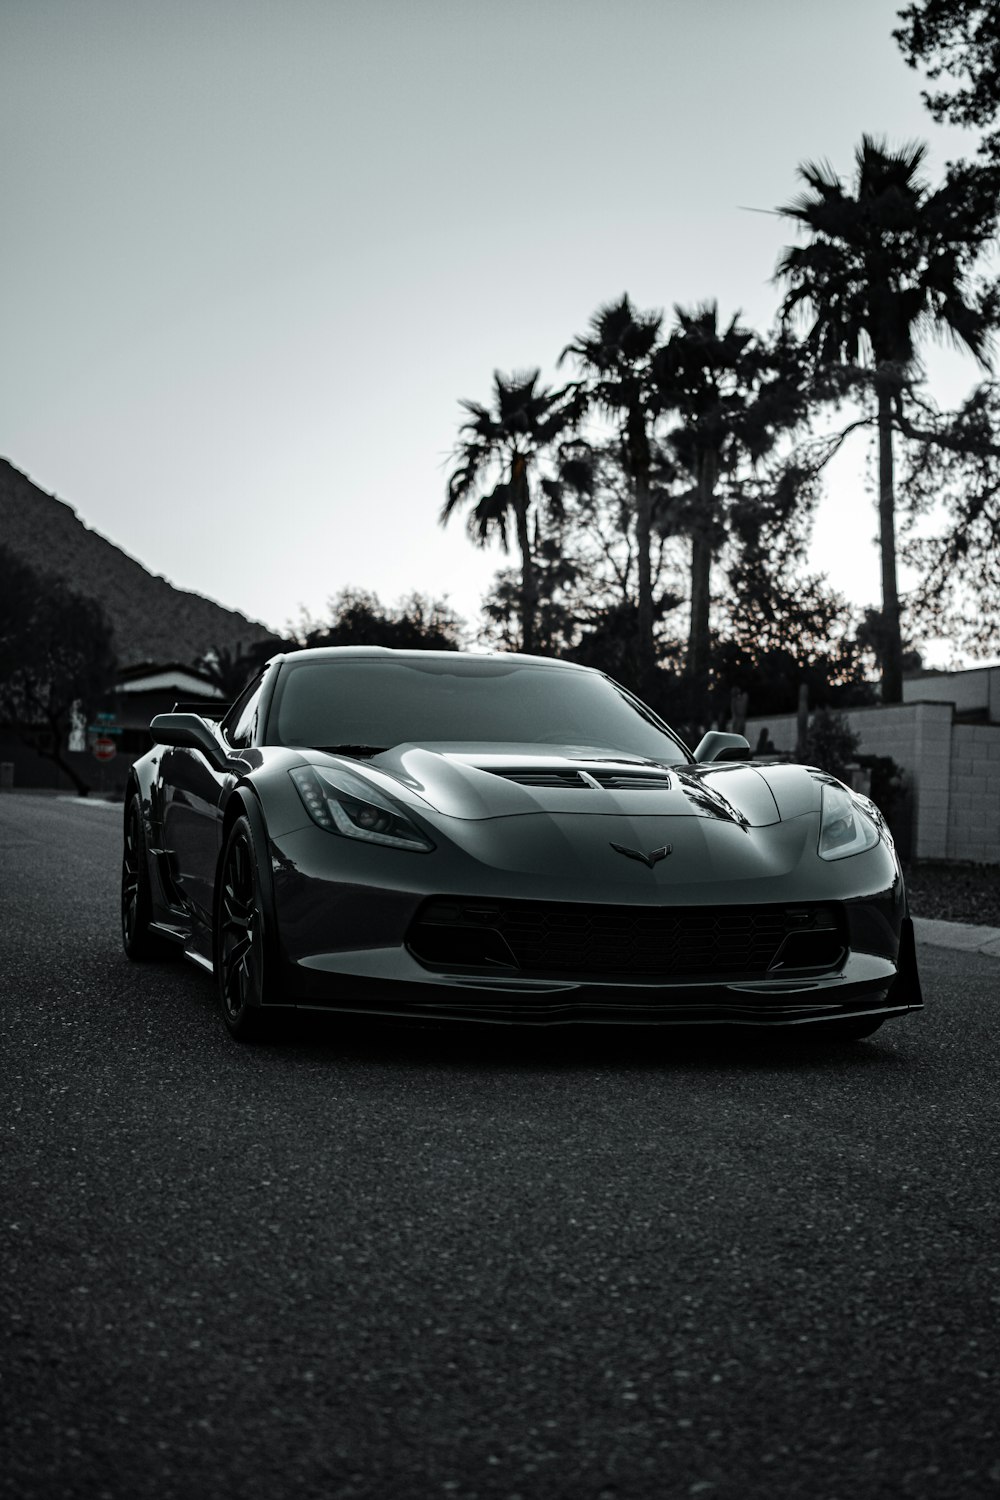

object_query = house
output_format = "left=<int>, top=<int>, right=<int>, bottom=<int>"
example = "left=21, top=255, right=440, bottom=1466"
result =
left=1, top=663, right=226, bottom=796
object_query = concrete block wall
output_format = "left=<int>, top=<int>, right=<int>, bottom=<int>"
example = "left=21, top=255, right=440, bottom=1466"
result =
left=903, top=664, right=1000, bottom=721
left=948, top=724, right=1000, bottom=862
left=910, top=703, right=954, bottom=860
left=744, top=703, right=926, bottom=767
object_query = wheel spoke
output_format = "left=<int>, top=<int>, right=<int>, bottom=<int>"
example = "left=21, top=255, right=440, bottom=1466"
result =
left=221, top=893, right=251, bottom=930
left=122, top=811, right=142, bottom=942
left=224, top=933, right=251, bottom=973
left=121, top=799, right=169, bottom=961
left=220, top=833, right=261, bottom=1021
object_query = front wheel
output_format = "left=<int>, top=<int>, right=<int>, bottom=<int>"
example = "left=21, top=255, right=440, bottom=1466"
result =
left=217, top=815, right=279, bottom=1040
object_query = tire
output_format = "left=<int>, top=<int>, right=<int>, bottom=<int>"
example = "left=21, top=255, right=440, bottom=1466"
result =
left=122, top=794, right=172, bottom=961
left=216, top=814, right=279, bottom=1041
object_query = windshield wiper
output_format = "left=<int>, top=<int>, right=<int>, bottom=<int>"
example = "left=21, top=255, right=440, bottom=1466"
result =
left=316, top=744, right=389, bottom=758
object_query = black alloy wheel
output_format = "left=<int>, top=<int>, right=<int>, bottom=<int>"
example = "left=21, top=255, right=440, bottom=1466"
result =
left=217, top=816, right=276, bottom=1040
left=121, top=795, right=171, bottom=960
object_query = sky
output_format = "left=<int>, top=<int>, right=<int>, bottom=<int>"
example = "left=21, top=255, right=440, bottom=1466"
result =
left=0, top=0, right=990, bottom=662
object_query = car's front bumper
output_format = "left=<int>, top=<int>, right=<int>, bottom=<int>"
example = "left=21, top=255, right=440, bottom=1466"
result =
left=264, top=820, right=923, bottom=1029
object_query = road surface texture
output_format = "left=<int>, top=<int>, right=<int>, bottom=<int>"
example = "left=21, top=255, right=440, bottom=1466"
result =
left=2, top=794, right=998, bottom=1500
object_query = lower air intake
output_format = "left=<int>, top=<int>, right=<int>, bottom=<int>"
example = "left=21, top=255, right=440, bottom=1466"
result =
left=408, top=899, right=845, bottom=981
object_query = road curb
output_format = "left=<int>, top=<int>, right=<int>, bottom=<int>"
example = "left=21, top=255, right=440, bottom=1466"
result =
left=913, top=916, right=1000, bottom=958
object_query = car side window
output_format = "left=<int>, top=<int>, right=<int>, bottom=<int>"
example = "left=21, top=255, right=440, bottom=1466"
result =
left=223, top=676, right=265, bottom=749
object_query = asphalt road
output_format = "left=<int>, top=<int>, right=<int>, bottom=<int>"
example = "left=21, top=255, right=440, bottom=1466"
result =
left=2, top=794, right=998, bottom=1500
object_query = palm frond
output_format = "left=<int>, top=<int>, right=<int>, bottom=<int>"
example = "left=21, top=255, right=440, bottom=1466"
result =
left=467, top=482, right=513, bottom=549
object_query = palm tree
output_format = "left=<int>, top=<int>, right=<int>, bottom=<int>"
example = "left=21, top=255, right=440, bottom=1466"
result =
left=561, top=295, right=664, bottom=695
left=657, top=305, right=808, bottom=690
left=776, top=134, right=996, bottom=701
left=443, top=369, right=567, bottom=654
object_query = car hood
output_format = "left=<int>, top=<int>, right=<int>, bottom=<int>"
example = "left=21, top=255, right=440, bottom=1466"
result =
left=303, top=743, right=826, bottom=827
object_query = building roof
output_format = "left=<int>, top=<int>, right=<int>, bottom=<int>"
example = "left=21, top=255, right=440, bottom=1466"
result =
left=115, top=665, right=224, bottom=698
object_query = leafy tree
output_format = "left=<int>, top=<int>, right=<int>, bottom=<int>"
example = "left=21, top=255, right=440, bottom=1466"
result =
left=679, top=442, right=879, bottom=723
left=561, top=295, right=665, bottom=695
left=300, top=588, right=463, bottom=651
left=478, top=439, right=687, bottom=689
left=728, top=558, right=876, bottom=697
left=479, top=547, right=580, bottom=659
left=776, top=135, right=998, bottom=701
left=692, top=476, right=875, bottom=722
left=478, top=421, right=865, bottom=725
left=0, top=545, right=117, bottom=796
left=897, top=381, right=1000, bottom=655
left=443, top=370, right=567, bottom=654
left=895, top=1, right=1000, bottom=161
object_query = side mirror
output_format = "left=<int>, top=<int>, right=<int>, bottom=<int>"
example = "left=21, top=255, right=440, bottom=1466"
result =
left=150, top=712, right=232, bottom=770
left=692, top=731, right=751, bottom=764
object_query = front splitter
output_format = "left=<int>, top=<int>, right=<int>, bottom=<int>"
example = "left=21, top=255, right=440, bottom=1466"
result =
left=284, top=995, right=915, bottom=1028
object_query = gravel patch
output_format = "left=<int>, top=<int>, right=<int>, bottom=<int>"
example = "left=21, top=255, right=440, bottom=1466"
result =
left=903, top=860, right=1000, bottom=927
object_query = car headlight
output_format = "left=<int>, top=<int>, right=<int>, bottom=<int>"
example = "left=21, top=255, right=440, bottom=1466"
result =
left=289, top=765, right=435, bottom=852
left=818, top=783, right=880, bottom=861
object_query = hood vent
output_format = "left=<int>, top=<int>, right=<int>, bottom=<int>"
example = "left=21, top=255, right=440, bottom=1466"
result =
left=482, top=766, right=674, bottom=792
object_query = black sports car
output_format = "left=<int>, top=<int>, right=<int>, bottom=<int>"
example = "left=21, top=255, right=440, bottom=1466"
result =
left=121, top=647, right=922, bottom=1040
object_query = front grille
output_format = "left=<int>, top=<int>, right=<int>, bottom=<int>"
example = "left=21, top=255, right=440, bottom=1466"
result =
left=408, top=898, right=845, bottom=982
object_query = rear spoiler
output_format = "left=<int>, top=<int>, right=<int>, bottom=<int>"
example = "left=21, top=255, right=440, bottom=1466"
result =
left=171, top=700, right=231, bottom=719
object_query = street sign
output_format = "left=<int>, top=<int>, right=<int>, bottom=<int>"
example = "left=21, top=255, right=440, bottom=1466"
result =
left=88, top=724, right=123, bottom=736
left=93, top=737, right=117, bottom=763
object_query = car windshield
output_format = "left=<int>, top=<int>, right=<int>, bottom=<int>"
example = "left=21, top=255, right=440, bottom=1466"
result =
left=266, top=657, right=691, bottom=763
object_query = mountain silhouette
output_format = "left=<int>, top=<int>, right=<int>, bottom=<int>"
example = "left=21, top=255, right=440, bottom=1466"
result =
left=0, top=459, right=280, bottom=669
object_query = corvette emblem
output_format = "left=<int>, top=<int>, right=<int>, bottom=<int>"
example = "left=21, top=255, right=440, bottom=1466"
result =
left=610, top=842, right=672, bottom=868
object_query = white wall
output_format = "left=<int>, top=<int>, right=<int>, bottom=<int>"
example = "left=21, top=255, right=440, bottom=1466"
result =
left=902, top=665, right=1000, bottom=721
left=948, top=725, right=1000, bottom=863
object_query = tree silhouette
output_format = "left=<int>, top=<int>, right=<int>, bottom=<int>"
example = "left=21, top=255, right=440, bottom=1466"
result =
left=443, top=370, right=567, bottom=654
left=302, top=589, right=462, bottom=651
left=478, top=442, right=685, bottom=681
left=776, top=135, right=997, bottom=700
left=655, top=306, right=809, bottom=695
left=895, top=1, right=1000, bottom=162
left=561, top=295, right=665, bottom=696
left=0, top=546, right=117, bottom=796
left=898, top=382, right=1000, bottom=656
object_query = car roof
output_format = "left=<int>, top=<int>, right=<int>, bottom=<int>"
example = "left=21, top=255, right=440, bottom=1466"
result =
left=266, top=646, right=599, bottom=672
